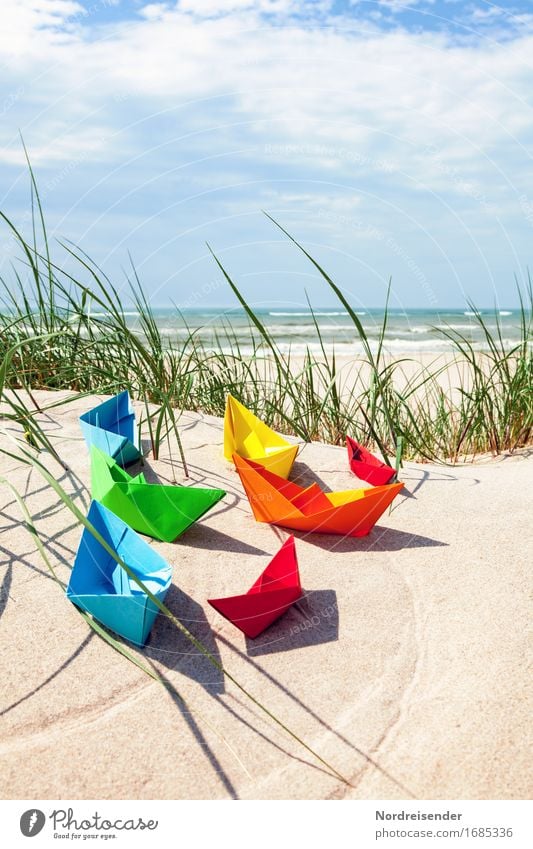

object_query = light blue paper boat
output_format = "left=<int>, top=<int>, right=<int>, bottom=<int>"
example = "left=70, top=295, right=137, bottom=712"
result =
left=66, top=501, right=172, bottom=645
left=79, top=390, right=141, bottom=467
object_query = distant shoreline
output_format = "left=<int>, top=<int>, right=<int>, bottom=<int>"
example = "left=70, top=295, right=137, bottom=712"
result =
left=73, top=305, right=525, bottom=356
left=1, top=215, right=530, bottom=463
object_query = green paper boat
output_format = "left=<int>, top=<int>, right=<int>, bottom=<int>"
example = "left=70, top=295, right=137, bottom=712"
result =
left=90, top=446, right=226, bottom=542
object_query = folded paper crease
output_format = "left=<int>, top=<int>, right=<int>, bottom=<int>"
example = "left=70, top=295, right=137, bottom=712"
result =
left=79, top=390, right=141, bottom=467
left=224, top=394, right=298, bottom=479
left=208, top=536, right=302, bottom=638
left=346, top=435, right=396, bottom=486
left=66, top=501, right=172, bottom=645
left=90, top=445, right=225, bottom=542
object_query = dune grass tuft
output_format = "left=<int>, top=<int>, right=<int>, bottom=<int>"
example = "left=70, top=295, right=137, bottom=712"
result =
left=1, top=197, right=531, bottom=466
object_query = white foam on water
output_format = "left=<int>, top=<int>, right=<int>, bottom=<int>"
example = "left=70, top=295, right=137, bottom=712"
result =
left=268, top=311, right=352, bottom=317
left=92, top=310, right=141, bottom=317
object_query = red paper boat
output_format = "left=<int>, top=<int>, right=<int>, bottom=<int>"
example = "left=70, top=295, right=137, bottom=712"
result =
left=208, top=536, right=302, bottom=638
left=346, top=436, right=396, bottom=486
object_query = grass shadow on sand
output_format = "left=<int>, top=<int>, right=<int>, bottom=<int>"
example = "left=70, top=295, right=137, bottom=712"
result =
left=0, top=633, right=95, bottom=717
left=145, top=584, right=225, bottom=696
left=217, top=632, right=417, bottom=798
left=0, top=558, right=12, bottom=621
left=144, top=664, right=240, bottom=799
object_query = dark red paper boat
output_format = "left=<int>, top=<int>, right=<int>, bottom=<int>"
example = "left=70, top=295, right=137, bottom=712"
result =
left=208, top=536, right=302, bottom=638
left=346, top=436, right=396, bottom=486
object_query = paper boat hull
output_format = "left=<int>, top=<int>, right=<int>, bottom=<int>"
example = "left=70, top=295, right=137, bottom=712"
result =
left=66, top=501, right=172, bottom=645
left=234, top=454, right=403, bottom=537
left=72, top=593, right=161, bottom=646
left=97, top=485, right=226, bottom=542
left=346, top=436, right=396, bottom=486
left=224, top=394, right=297, bottom=479
left=246, top=445, right=298, bottom=479
left=90, top=446, right=225, bottom=542
left=208, top=536, right=302, bottom=638
left=209, top=587, right=301, bottom=638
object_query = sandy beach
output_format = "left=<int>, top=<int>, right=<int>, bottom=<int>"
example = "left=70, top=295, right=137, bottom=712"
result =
left=0, top=391, right=531, bottom=800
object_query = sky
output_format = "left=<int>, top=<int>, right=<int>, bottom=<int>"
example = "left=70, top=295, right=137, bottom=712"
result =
left=0, top=0, right=532, bottom=310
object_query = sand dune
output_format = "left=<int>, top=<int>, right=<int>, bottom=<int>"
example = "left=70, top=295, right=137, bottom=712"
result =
left=0, top=392, right=531, bottom=799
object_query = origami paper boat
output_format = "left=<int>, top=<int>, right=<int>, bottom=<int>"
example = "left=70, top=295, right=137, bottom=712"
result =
left=79, top=390, right=141, bottom=467
left=66, top=501, right=172, bottom=645
left=346, top=436, right=396, bottom=486
left=224, top=394, right=298, bottom=479
left=234, top=454, right=403, bottom=537
left=208, top=536, right=301, bottom=638
left=89, top=446, right=226, bottom=542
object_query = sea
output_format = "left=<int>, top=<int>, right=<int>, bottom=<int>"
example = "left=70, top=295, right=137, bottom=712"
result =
left=100, top=306, right=523, bottom=356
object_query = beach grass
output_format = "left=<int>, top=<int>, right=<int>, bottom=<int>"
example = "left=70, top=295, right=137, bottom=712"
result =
left=0, top=162, right=531, bottom=468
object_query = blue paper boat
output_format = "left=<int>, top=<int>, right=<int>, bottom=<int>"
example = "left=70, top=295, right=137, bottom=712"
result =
left=66, top=501, right=172, bottom=645
left=79, top=390, right=141, bottom=467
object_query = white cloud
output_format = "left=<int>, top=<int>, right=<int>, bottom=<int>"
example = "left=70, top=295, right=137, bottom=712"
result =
left=177, top=0, right=327, bottom=16
left=0, top=0, right=82, bottom=57
left=374, top=0, right=434, bottom=10
left=0, top=1, right=530, bottom=182
left=0, top=0, right=531, bottom=307
left=350, top=0, right=434, bottom=9
left=0, top=126, right=112, bottom=167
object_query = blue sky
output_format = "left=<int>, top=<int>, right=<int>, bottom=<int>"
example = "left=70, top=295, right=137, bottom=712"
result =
left=0, top=1, right=532, bottom=310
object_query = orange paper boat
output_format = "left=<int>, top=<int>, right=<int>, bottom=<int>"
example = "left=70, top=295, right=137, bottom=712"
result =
left=233, top=454, right=403, bottom=537
left=208, top=536, right=301, bottom=638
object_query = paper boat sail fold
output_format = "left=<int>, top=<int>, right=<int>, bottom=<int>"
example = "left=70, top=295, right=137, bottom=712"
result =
left=66, top=501, right=172, bottom=645
left=233, top=454, right=403, bottom=537
left=90, top=446, right=225, bottom=542
left=208, top=536, right=302, bottom=638
left=79, top=390, right=141, bottom=467
left=224, top=394, right=298, bottom=479
left=346, top=436, right=396, bottom=486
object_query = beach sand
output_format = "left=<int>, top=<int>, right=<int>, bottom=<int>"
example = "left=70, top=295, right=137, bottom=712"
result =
left=0, top=391, right=531, bottom=800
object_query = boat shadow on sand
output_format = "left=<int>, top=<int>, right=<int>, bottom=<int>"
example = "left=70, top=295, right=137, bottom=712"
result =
left=244, top=588, right=339, bottom=657
left=286, top=525, right=448, bottom=553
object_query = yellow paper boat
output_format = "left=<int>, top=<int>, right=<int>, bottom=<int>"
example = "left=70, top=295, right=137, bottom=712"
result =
left=224, top=394, right=298, bottom=479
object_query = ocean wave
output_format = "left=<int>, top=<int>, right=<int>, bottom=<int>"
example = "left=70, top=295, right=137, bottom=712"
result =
left=160, top=325, right=501, bottom=341
left=436, top=323, right=483, bottom=331
left=256, top=338, right=522, bottom=354
left=435, top=323, right=503, bottom=332
left=150, top=335, right=525, bottom=355
left=462, top=310, right=513, bottom=318
left=92, top=311, right=141, bottom=318
left=161, top=324, right=349, bottom=336
left=204, top=339, right=463, bottom=355
left=268, top=311, right=354, bottom=317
